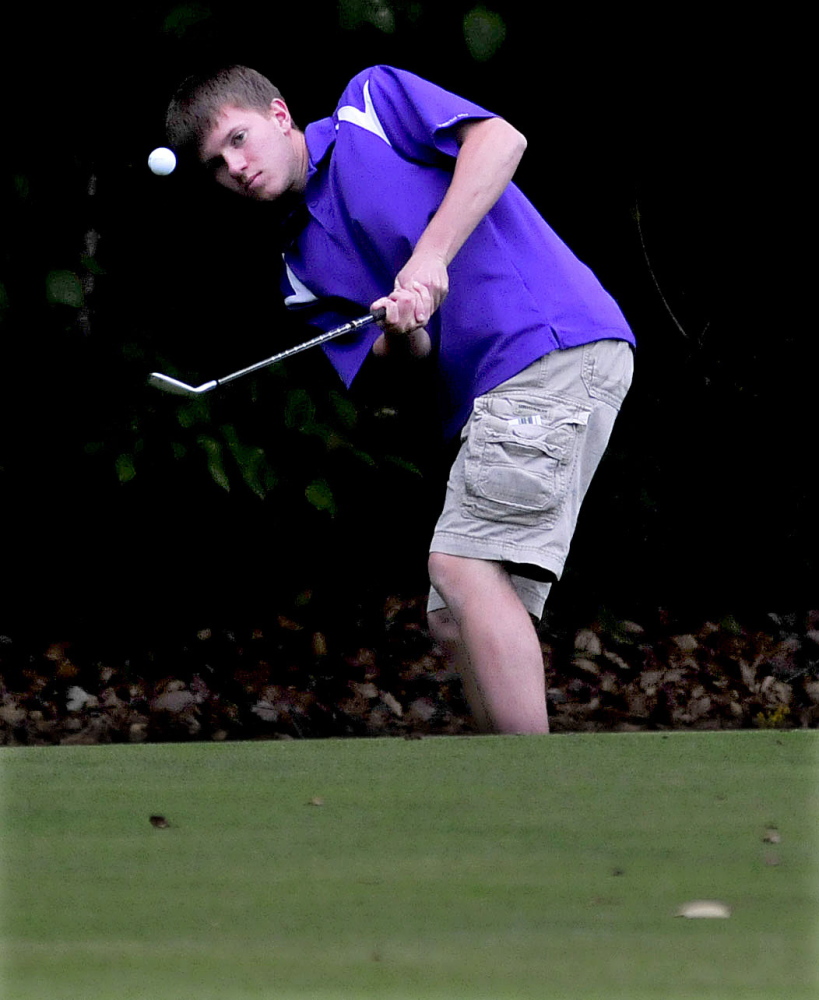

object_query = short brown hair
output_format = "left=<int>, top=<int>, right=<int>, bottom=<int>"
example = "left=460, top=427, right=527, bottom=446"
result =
left=165, top=65, right=283, bottom=158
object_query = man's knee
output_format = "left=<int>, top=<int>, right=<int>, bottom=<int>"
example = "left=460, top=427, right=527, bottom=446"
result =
left=428, top=552, right=486, bottom=614
left=429, top=551, right=511, bottom=607
left=428, top=551, right=458, bottom=596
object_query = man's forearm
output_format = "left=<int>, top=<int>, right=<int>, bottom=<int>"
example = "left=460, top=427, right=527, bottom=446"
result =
left=413, top=116, right=527, bottom=268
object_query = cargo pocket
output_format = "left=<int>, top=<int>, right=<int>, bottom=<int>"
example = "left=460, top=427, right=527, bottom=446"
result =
left=463, top=394, right=590, bottom=526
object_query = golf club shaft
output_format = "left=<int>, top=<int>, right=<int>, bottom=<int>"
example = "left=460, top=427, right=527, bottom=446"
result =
left=149, top=308, right=385, bottom=395
left=217, top=308, right=386, bottom=387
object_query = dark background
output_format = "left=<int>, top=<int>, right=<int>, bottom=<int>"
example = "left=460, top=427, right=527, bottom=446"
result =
left=1, top=3, right=812, bottom=645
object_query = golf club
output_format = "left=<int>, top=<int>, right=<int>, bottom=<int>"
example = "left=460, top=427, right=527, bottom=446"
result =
left=149, top=308, right=386, bottom=397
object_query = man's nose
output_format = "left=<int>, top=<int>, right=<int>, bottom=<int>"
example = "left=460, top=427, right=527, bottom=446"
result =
left=223, top=148, right=247, bottom=178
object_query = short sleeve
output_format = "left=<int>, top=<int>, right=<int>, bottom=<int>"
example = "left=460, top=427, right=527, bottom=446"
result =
left=335, top=66, right=498, bottom=164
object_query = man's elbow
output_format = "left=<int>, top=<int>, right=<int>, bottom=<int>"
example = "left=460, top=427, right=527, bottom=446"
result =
left=457, top=116, right=528, bottom=175
left=508, top=122, right=527, bottom=159
left=490, top=117, right=527, bottom=163
left=499, top=119, right=527, bottom=173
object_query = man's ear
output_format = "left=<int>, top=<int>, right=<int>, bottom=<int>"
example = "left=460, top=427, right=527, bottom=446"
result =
left=269, top=98, right=292, bottom=131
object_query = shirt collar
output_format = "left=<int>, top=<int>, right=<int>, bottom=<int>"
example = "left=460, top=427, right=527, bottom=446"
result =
left=304, top=117, right=337, bottom=184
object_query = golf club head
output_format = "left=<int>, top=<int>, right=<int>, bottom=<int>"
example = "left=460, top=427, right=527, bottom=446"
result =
left=149, top=373, right=218, bottom=396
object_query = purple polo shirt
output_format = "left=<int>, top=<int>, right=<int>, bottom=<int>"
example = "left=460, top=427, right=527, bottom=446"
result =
left=282, top=65, right=634, bottom=438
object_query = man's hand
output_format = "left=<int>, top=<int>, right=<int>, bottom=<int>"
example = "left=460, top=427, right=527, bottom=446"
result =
left=393, top=248, right=450, bottom=317
left=370, top=272, right=439, bottom=357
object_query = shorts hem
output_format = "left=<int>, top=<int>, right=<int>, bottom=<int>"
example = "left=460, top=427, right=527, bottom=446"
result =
left=427, top=574, right=551, bottom=620
left=429, top=531, right=565, bottom=580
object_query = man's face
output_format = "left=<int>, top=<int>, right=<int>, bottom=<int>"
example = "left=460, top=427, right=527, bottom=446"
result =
left=200, top=100, right=307, bottom=201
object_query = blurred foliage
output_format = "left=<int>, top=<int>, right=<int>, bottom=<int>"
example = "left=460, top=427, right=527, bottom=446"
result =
left=463, top=6, right=506, bottom=61
left=158, top=341, right=411, bottom=476
left=162, top=3, right=214, bottom=38
left=46, top=270, right=84, bottom=309
left=86, top=345, right=428, bottom=523
left=338, top=0, right=401, bottom=34
left=754, top=704, right=792, bottom=730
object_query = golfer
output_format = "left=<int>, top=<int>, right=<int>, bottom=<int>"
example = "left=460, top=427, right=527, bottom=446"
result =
left=165, top=64, right=635, bottom=734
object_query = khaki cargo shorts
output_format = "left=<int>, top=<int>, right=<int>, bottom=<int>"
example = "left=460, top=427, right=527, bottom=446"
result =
left=428, top=339, right=634, bottom=620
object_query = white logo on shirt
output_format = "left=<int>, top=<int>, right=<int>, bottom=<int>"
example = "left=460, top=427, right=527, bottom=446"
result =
left=437, top=112, right=472, bottom=129
left=282, top=259, right=318, bottom=306
left=336, top=79, right=391, bottom=146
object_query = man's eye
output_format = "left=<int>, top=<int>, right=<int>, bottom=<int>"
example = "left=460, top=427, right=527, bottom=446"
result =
left=232, top=131, right=246, bottom=147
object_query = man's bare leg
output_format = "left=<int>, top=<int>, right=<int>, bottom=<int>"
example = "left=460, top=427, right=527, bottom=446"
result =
left=427, top=552, right=549, bottom=734
left=426, top=606, right=493, bottom=732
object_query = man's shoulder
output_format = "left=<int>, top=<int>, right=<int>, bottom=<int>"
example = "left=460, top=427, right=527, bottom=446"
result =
left=336, top=65, right=428, bottom=103
left=343, top=65, right=414, bottom=85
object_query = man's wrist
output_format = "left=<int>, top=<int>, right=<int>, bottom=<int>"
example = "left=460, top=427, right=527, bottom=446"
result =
left=372, top=327, right=432, bottom=359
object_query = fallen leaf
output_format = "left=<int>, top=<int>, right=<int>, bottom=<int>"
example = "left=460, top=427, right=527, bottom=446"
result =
left=352, top=682, right=378, bottom=699
left=150, top=689, right=196, bottom=714
left=574, top=629, right=602, bottom=656
left=672, top=634, right=699, bottom=652
left=763, top=826, right=782, bottom=844
left=381, top=691, right=403, bottom=716
left=0, top=702, right=26, bottom=727
left=308, top=797, right=325, bottom=807
left=573, top=657, right=601, bottom=676
left=66, top=686, right=95, bottom=711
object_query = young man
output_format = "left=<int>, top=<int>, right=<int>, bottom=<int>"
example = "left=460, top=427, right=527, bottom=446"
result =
left=166, top=64, right=635, bottom=735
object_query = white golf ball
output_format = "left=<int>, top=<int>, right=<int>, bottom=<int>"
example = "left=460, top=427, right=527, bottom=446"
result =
left=148, top=147, right=176, bottom=176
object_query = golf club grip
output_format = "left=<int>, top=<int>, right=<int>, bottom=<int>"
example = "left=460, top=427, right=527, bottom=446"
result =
left=217, top=309, right=387, bottom=387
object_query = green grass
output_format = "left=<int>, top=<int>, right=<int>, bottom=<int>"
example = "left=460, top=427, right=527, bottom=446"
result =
left=1, top=732, right=817, bottom=999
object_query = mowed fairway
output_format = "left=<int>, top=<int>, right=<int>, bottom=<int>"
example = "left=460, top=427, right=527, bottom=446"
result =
left=1, top=731, right=817, bottom=1000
